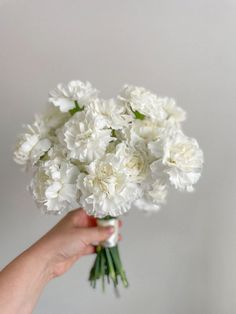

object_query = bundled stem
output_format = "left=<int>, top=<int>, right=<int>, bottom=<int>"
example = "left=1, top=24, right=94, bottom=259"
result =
left=89, top=245, right=128, bottom=290
left=89, top=216, right=128, bottom=290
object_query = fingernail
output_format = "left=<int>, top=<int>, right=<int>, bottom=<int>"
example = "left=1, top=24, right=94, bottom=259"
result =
left=107, top=226, right=114, bottom=234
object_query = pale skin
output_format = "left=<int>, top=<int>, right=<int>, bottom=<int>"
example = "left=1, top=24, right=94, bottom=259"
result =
left=0, top=209, right=121, bottom=314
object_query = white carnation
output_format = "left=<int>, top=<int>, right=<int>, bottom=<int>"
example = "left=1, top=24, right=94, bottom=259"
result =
left=162, top=98, right=186, bottom=123
left=14, top=116, right=51, bottom=167
left=88, top=98, right=132, bottom=130
left=47, top=144, right=68, bottom=162
left=61, top=111, right=112, bottom=163
left=134, top=160, right=168, bottom=212
left=49, top=80, right=98, bottom=112
left=126, top=118, right=164, bottom=145
left=134, top=180, right=168, bottom=212
left=160, top=132, right=204, bottom=191
left=42, top=104, right=70, bottom=130
left=115, top=142, right=150, bottom=182
left=77, top=152, right=142, bottom=218
left=30, top=159, right=79, bottom=214
left=119, top=85, right=167, bottom=121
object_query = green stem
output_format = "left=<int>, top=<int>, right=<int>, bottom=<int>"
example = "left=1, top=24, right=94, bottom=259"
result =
left=69, top=100, right=84, bottom=115
left=100, top=249, right=105, bottom=291
left=113, top=246, right=129, bottom=287
left=104, top=248, right=117, bottom=286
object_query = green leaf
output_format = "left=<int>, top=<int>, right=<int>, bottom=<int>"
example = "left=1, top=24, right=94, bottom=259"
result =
left=69, top=100, right=84, bottom=116
left=130, top=107, right=145, bottom=120
left=133, top=110, right=145, bottom=120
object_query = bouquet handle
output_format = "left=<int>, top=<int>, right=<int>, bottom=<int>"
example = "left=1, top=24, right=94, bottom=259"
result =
left=89, top=217, right=128, bottom=290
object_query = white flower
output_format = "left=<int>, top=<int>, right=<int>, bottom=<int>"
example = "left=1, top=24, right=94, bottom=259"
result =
left=133, top=160, right=168, bottom=212
left=134, top=180, right=168, bottom=212
left=47, top=144, right=68, bottom=162
left=61, top=110, right=113, bottom=163
left=115, top=142, right=150, bottom=182
left=77, top=152, right=142, bottom=218
left=87, top=98, right=132, bottom=130
left=155, top=132, right=204, bottom=191
left=42, top=105, right=70, bottom=130
left=162, top=98, right=186, bottom=123
left=30, top=159, right=79, bottom=214
left=14, top=80, right=204, bottom=218
left=14, top=116, right=51, bottom=167
left=49, top=80, right=98, bottom=112
left=119, top=85, right=167, bottom=121
left=125, top=118, right=164, bottom=145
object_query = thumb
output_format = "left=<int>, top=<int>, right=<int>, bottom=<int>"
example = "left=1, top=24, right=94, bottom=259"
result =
left=79, top=226, right=114, bottom=245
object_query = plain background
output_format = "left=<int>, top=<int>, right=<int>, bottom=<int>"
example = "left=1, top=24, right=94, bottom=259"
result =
left=0, top=0, right=235, bottom=313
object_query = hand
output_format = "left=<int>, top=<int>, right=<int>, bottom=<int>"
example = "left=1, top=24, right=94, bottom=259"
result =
left=34, top=208, right=120, bottom=278
left=0, top=208, right=121, bottom=314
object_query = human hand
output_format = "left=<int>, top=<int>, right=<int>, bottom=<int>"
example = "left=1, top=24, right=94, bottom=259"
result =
left=34, top=208, right=121, bottom=278
left=0, top=209, right=122, bottom=313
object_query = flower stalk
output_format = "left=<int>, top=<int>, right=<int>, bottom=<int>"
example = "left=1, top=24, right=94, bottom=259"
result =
left=89, top=217, right=128, bottom=290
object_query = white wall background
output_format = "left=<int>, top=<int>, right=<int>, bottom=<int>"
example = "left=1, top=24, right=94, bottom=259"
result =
left=0, top=0, right=235, bottom=313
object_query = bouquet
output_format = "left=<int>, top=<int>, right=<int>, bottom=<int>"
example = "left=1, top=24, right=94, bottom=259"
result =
left=14, top=80, right=203, bottom=290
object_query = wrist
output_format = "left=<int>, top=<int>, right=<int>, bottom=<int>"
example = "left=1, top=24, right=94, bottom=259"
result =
left=26, top=240, right=56, bottom=283
left=0, top=241, right=55, bottom=314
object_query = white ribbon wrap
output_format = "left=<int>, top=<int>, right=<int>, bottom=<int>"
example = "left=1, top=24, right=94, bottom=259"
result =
left=97, top=218, right=119, bottom=248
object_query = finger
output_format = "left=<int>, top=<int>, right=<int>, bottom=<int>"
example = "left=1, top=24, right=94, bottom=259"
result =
left=79, top=226, right=114, bottom=245
left=119, top=220, right=122, bottom=228
left=82, top=245, right=96, bottom=256
left=76, top=212, right=97, bottom=228
left=90, top=233, right=122, bottom=246
left=81, top=234, right=122, bottom=257
left=68, top=208, right=97, bottom=228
